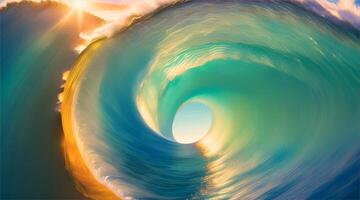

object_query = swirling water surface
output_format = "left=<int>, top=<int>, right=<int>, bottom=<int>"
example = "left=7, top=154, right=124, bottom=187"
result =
left=61, top=1, right=360, bottom=199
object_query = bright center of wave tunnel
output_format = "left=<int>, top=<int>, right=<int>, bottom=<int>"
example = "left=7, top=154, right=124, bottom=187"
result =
left=172, top=102, right=212, bottom=144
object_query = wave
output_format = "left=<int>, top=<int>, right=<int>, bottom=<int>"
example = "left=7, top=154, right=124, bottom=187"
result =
left=61, top=0, right=360, bottom=199
left=70, top=0, right=360, bottom=50
left=3, top=0, right=358, bottom=52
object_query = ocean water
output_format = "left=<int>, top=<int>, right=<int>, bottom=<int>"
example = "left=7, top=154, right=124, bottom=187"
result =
left=1, top=0, right=360, bottom=199
left=62, top=1, right=360, bottom=199
left=0, top=3, right=98, bottom=199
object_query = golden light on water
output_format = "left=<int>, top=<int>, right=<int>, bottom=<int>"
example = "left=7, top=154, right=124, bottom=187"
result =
left=61, top=40, right=120, bottom=200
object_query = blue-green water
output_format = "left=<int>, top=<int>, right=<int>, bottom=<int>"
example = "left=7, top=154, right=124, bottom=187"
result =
left=0, top=3, right=91, bottom=199
left=1, top=0, right=360, bottom=199
left=67, top=1, right=360, bottom=199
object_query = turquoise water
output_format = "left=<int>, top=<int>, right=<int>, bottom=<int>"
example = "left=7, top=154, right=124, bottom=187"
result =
left=68, top=1, right=360, bottom=199
left=0, top=3, right=89, bottom=199
left=1, top=1, right=360, bottom=199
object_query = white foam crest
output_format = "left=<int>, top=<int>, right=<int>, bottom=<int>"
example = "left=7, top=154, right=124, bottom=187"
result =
left=79, top=0, right=182, bottom=40
left=78, top=0, right=360, bottom=53
left=2, top=0, right=359, bottom=54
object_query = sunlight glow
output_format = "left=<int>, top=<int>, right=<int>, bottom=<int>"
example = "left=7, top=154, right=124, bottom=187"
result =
left=72, top=0, right=87, bottom=11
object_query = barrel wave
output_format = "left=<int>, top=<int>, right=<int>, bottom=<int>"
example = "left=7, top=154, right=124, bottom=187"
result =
left=61, top=1, right=360, bottom=199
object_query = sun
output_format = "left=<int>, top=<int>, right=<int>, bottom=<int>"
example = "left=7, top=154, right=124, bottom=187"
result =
left=72, top=0, right=87, bottom=11
left=65, top=0, right=90, bottom=30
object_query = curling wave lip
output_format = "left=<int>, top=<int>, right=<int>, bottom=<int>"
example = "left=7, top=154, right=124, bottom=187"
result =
left=60, top=0, right=360, bottom=199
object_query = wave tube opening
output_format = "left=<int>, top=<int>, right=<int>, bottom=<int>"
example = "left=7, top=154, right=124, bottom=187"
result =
left=172, top=101, right=213, bottom=144
left=61, top=1, right=360, bottom=199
